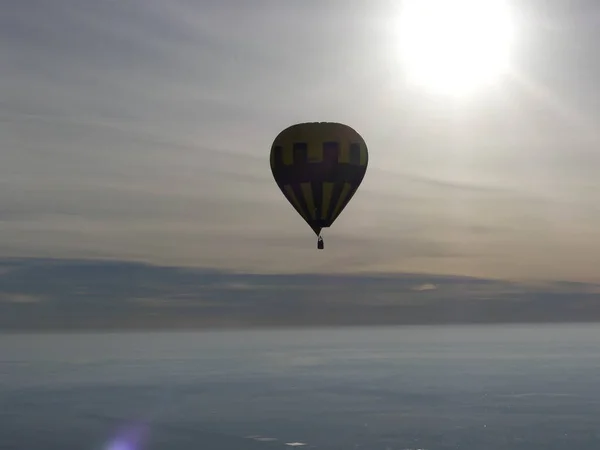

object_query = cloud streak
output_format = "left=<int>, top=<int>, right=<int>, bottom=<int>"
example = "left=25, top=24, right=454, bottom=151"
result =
left=1, top=258, right=600, bottom=331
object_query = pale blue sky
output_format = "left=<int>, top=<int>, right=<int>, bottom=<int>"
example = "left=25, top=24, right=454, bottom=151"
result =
left=3, top=0, right=600, bottom=282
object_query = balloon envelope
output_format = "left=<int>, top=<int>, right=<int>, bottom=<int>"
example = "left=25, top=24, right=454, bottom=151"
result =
left=270, top=122, right=368, bottom=238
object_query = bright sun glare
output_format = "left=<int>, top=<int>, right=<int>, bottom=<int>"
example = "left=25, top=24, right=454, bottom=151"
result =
left=398, top=0, right=516, bottom=96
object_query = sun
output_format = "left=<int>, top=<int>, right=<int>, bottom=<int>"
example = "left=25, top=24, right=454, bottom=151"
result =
left=397, top=0, right=516, bottom=97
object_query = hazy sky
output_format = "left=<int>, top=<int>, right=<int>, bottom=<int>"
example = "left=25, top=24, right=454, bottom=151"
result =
left=3, top=0, right=600, bottom=282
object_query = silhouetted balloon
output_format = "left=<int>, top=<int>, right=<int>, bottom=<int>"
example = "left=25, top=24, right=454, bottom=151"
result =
left=270, top=122, right=369, bottom=249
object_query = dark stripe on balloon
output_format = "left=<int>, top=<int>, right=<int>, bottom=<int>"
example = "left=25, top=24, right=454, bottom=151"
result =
left=291, top=183, right=311, bottom=224
left=312, top=181, right=323, bottom=225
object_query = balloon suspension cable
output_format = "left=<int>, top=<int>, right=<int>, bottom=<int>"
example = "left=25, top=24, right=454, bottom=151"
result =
left=317, top=235, right=324, bottom=250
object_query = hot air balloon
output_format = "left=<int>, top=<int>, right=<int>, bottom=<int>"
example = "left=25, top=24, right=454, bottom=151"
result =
left=270, top=122, right=369, bottom=249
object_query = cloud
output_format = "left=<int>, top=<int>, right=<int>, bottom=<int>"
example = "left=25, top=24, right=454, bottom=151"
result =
left=0, top=293, right=42, bottom=304
left=127, top=297, right=223, bottom=308
left=412, top=283, right=437, bottom=292
left=1, top=258, right=600, bottom=331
